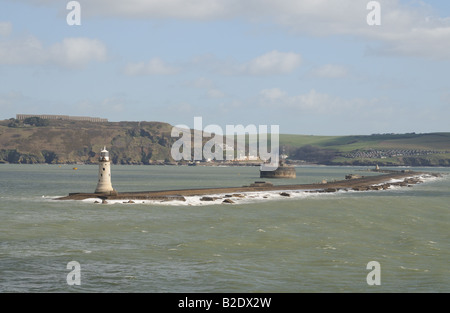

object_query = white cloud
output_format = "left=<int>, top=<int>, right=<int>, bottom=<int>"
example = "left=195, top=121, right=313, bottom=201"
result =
left=82, top=0, right=238, bottom=20
left=266, top=0, right=450, bottom=60
left=239, top=50, right=302, bottom=75
left=310, top=64, right=349, bottom=79
left=0, top=35, right=107, bottom=68
left=123, top=58, right=179, bottom=76
left=0, top=35, right=45, bottom=65
left=49, top=38, right=107, bottom=68
left=0, top=91, right=26, bottom=111
left=188, top=51, right=301, bottom=76
left=259, top=88, right=286, bottom=100
left=13, top=1, right=450, bottom=59
left=206, top=88, right=225, bottom=99
left=76, top=96, right=129, bottom=114
left=0, top=21, right=12, bottom=37
left=183, top=77, right=225, bottom=99
left=183, top=77, right=214, bottom=88
left=366, top=25, right=450, bottom=59
left=259, top=88, right=375, bottom=113
left=90, top=0, right=450, bottom=60
left=14, top=0, right=236, bottom=19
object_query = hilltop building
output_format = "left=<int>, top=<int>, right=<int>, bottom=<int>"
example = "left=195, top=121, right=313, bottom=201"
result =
left=16, top=114, right=108, bottom=123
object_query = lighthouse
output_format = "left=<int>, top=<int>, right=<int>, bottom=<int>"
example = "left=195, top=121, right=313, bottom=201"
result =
left=95, top=147, right=115, bottom=194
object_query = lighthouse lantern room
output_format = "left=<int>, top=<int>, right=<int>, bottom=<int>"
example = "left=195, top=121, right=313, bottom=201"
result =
left=95, top=147, right=115, bottom=194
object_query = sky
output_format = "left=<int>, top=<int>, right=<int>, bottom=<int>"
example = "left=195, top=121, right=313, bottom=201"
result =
left=1, top=0, right=450, bottom=135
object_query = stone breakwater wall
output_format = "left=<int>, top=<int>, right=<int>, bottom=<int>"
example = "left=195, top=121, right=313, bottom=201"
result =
left=55, top=171, right=442, bottom=203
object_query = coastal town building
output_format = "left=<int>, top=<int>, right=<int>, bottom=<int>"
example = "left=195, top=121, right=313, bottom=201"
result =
left=344, top=149, right=448, bottom=159
left=235, top=153, right=259, bottom=161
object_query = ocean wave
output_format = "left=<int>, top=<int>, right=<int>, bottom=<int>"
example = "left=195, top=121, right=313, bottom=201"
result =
left=372, top=173, right=444, bottom=188
left=79, top=188, right=340, bottom=207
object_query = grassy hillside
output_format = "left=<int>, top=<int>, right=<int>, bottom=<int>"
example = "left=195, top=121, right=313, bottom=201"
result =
left=0, top=119, right=176, bottom=164
left=280, top=133, right=450, bottom=166
left=281, top=133, right=450, bottom=150
left=1, top=117, right=449, bottom=166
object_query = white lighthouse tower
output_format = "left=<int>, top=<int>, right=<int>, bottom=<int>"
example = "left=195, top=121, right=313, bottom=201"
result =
left=95, top=147, right=115, bottom=194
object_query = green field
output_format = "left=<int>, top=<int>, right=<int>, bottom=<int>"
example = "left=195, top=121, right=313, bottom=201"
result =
left=280, top=133, right=450, bottom=151
left=279, top=133, right=450, bottom=166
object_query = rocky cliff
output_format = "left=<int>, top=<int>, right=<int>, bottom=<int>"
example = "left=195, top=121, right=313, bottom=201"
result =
left=0, top=119, right=177, bottom=164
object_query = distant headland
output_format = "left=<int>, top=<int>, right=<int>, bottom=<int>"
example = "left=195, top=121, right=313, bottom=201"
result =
left=1, top=116, right=450, bottom=166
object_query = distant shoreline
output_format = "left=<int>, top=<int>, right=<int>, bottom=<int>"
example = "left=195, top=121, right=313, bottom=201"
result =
left=1, top=161, right=449, bottom=168
left=1, top=119, right=449, bottom=166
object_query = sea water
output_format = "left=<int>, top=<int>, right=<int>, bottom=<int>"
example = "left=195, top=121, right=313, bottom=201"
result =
left=0, top=164, right=448, bottom=292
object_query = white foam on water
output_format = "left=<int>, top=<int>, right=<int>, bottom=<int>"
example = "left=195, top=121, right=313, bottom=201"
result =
left=419, top=173, right=446, bottom=184
left=75, top=188, right=339, bottom=206
left=371, top=173, right=444, bottom=189
left=182, top=189, right=338, bottom=206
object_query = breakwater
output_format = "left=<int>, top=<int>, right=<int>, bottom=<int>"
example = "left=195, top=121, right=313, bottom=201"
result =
left=55, top=170, right=441, bottom=203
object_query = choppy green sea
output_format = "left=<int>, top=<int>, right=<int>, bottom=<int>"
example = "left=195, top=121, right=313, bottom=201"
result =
left=0, top=164, right=448, bottom=292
